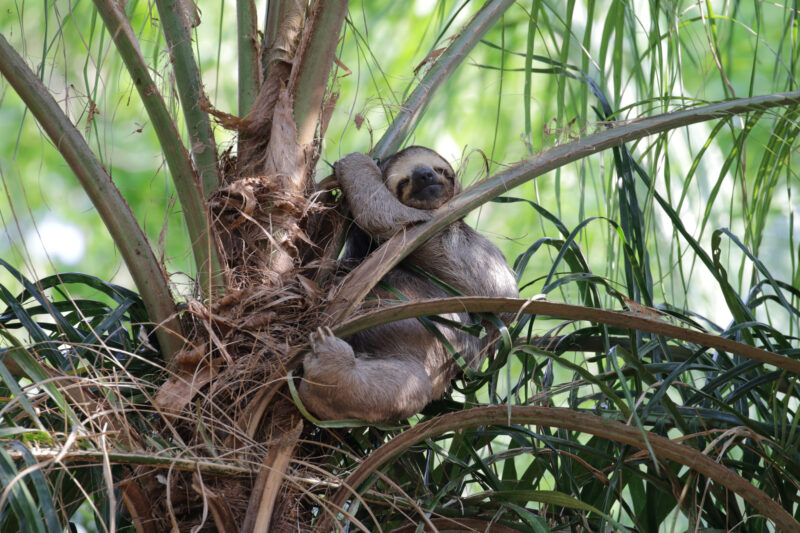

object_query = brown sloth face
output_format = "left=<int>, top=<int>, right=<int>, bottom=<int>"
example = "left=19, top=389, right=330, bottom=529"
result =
left=380, top=146, right=459, bottom=210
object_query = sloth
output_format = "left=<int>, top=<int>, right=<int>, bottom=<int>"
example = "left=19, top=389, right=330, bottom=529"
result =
left=299, top=147, right=519, bottom=423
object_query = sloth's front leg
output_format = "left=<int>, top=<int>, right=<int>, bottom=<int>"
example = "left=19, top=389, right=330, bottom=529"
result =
left=335, top=153, right=432, bottom=240
left=298, top=327, right=432, bottom=424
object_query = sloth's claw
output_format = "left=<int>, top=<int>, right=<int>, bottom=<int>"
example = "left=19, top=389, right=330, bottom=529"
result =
left=309, top=326, right=342, bottom=353
left=310, top=326, right=336, bottom=345
left=306, top=326, right=354, bottom=366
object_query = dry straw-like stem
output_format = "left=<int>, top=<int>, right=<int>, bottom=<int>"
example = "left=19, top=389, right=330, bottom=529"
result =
left=241, top=421, right=303, bottom=533
left=3, top=448, right=252, bottom=475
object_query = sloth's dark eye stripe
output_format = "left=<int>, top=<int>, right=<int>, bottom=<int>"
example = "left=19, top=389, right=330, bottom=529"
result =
left=433, top=167, right=455, bottom=182
left=397, top=178, right=410, bottom=192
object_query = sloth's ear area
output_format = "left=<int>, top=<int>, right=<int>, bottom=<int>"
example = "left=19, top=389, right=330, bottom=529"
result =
left=433, top=165, right=459, bottom=194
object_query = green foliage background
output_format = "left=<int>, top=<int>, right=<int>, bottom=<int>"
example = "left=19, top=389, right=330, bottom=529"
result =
left=3, top=0, right=797, bottom=322
left=2, top=0, right=800, bottom=531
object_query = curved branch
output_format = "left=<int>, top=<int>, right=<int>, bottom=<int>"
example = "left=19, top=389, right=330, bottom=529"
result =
left=317, top=406, right=799, bottom=532
left=329, top=91, right=800, bottom=320
left=334, top=297, right=800, bottom=375
left=0, top=33, right=183, bottom=360
left=153, top=0, right=220, bottom=197
left=92, top=0, right=224, bottom=299
left=290, top=0, right=349, bottom=146
left=237, top=0, right=260, bottom=117
left=372, top=0, right=516, bottom=159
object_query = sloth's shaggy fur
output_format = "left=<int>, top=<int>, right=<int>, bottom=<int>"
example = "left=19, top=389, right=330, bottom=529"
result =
left=299, top=148, right=519, bottom=423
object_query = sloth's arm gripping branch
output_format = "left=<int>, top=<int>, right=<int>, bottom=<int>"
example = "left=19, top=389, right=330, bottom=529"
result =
left=335, top=152, right=432, bottom=240
left=299, top=327, right=433, bottom=423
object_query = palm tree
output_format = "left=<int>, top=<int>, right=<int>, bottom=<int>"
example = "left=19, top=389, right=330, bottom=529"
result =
left=1, top=0, right=799, bottom=531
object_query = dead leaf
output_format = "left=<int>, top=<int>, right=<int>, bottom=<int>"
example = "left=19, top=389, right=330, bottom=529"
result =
left=154, top=366, right=216, bottom=415
left=199, top=94, right=253, bottom=130
left=333, top=56, right=351, bottom=76
left=622, top=297, right=666, bottom=321
left=296, top=274, right=320, bottom=298
left=414, top=47, right=445, bottom=76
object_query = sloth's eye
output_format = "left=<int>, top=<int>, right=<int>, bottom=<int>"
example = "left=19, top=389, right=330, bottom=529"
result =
left=397, top=178, right=410, bottom=192
left=434, top=167, right=455, bottom=181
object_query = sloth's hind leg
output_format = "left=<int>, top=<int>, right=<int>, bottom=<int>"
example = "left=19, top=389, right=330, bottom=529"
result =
left=299, top=328, right=432, bottom=423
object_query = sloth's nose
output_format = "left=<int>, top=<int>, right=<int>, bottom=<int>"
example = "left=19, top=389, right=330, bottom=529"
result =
left=413, top=167, right=436, bottom=184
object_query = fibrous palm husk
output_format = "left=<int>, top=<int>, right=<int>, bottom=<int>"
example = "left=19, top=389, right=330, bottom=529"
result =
left=139, top=176, right=346, bottom=531
left=130, top=1, right=360, bottom=528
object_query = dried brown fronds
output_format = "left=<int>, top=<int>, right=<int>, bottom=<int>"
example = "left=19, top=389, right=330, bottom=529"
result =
left=140, top=181, right=344, bottom=530
left=135, top=72, right=349, bottom=533
left=119, top=1, right=366, bottom=528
